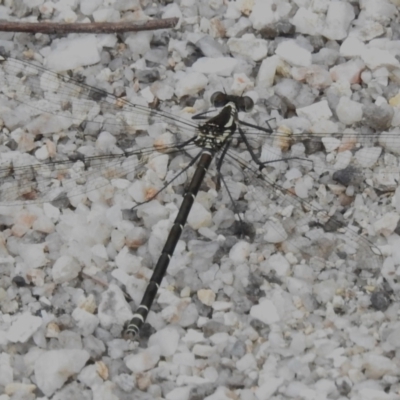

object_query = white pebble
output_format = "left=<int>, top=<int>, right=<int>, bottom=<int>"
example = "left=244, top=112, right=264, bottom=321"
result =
left=45, top=36, right=101, bottom=72
left=166, top=386, right=191, bottom=400
left=379, top=129, right=400, bottom=156
left=330, top=59, right=365, bottom=84
left=148, top=327, right=180, bottom=357
left=32, top=215, right=54, bottom=234
left=256, top=378, right=284, bottom=400
left=96, top=131, right=116, bottom=153
left=97, top=284, right=133, bottom=329
left=249, top=0, right=291, bottom=30
left=148, top=154, right=169, bottom=179
left=71, top=308, right=99, bottom=337
left=250, top=299, right=280, bottom=325
left=267, top=253, right=290, bottom=276
left=374, top=213, right=400, bottom=237
left=43, top=203, right=60, bottom=221
left=115, top=246, right=142, bottom=274
left=276, top=40, right=312, bottom=67
left=322, top=1, right=355, bottom=40
left=35, top=145, right=49, bottom=161
left=229, top=241, right=250, bottom=265
left=126, top=31, right=151, bottom=55
left=125, top=346, right=160, bottom=373
left=197, top=289, right=216, bottom=306
left=362, top=353, right=397, bottom=379
left=295, top=176, right=313, bottom=199
left=172, top=352, right=195, bottom=367
left=52, top=255, right=80, bottom=284
left=80, top=0, right=102, bottom=15
left=192, top=344, right=214, bottom=358
left=228, top=34, right=268, bottom=62
left=336, top=97, right=363, bottom=125
left=5, top=383, right=36, bottom=396
left=340, top=37, right=366, bottom=58
left=291, top=7, right=322, bottom=36
left=187, top=202, right=212, bottom=230
left=0, top=354, right=13, bottom=386
left=362, top=47, right=400, bottom=70
left=19, top=243, right=48, bottom=269
left=236, top=353, right=257, bottom=372
left=257, top=55, right=280, bottom=88
left=175, top=72, right=208, bottom=98
left=212, top=301, right=232, bottom=311
left=264, top=220, right=288, bottom=243
left=355, top=147, right=382, bottom=168
left=7, top=313, right=42, bottom=343
left=297, top=100, right=332, bottom=123
left=34, top=350, right=90, bottom=396
left=321, top=137, right=341, bottom=152
left=77, top=364, right=103, bottom=390
left=192, top=57, right=238, bottom=76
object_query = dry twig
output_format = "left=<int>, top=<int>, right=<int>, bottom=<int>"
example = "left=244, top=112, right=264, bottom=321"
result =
left=0, top=18, right=179, bottom=34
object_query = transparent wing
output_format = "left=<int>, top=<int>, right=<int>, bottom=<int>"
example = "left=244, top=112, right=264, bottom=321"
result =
left=0, top=56, right=198, bottom=138
left=221, top=146, right=382, bottom=272
left=0, top=144, right=198, bottom=206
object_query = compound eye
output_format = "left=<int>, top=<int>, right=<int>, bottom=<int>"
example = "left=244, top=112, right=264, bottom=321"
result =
left=210, top=91, right=227, bottom=107
left=239, top=96, right=254, bottom=112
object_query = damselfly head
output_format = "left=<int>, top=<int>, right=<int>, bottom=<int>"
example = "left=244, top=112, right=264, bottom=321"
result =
left=210, top=91, right=254, bottom=112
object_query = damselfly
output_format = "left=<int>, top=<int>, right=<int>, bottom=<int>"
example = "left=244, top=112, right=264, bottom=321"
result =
left=0, top=56, right=387, bottom=337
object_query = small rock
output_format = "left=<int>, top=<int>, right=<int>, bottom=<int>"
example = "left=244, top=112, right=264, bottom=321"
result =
left=236, top=353, right=257, bottom=372
left=370, top=291, right=391, bottom=311
left=297, top=100, right=332, bottom=123
left=166, top=386, right=191, bottom=400
left=98, top=284, right=133, bottom=329
left=361, top=48, right=400, bottom=70
left=0, top=353, right=13, bottom=386
left=72, top=308, right=99, bottom=337
left=322, top=136, right=341, bottom=153
left=187, top=202, right=212, bottom=230
left=374, top=213, right=400, bottom=237
left=267, top=253, right=290, bottom=276
left=276, top=40, right=312, bottom=67
left=257, top=55, right=280, bottom=88
left=5, top=383, right=36, bottom=396
left=355, top=147, right=381, bottom=168
left=250, top=299, right=280, bottom=325
left=229, top=241, right=250, bottom=265
left=125, top=346, right=160, bottom=373
left=7, top=313, right=42, bottom=343
left=34, top=349, right=90, bottom=396
left=192, top=344, right=214, bottom=358
left=322, top=1, right=355, bottom=40
left=228, top=34, right=268, bottom=62
left=249, top=0, right=291, bottom=30
left=175, top=72, right=208, bottom=98
left=45, top=36, right=101, bottom=72
left=291, top=7, right=322, bottom=36
left=52, top=255, right=80, bottom=284
left=197, top=289, right=216, bottom=306
left=256, top=378, right=284, bottom=399
left=362, top=353, right=397, bottom=379
left=336, top=97, right=363, bottom=125
left=192, top=57, right=238, bottom=76
left=264, top=220, right=288, bottom=243
left=330, top=59, right=365, bottom=84
left=148, top=327, right=180, bottom=357
left=96, top=360, right=109, bottom=380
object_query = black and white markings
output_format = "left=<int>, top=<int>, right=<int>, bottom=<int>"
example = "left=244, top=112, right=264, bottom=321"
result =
left=124, top=94, right=250, bottom=338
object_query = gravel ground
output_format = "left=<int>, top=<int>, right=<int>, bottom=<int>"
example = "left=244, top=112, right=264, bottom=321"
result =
left=1, top=0, right=400, bottom=399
